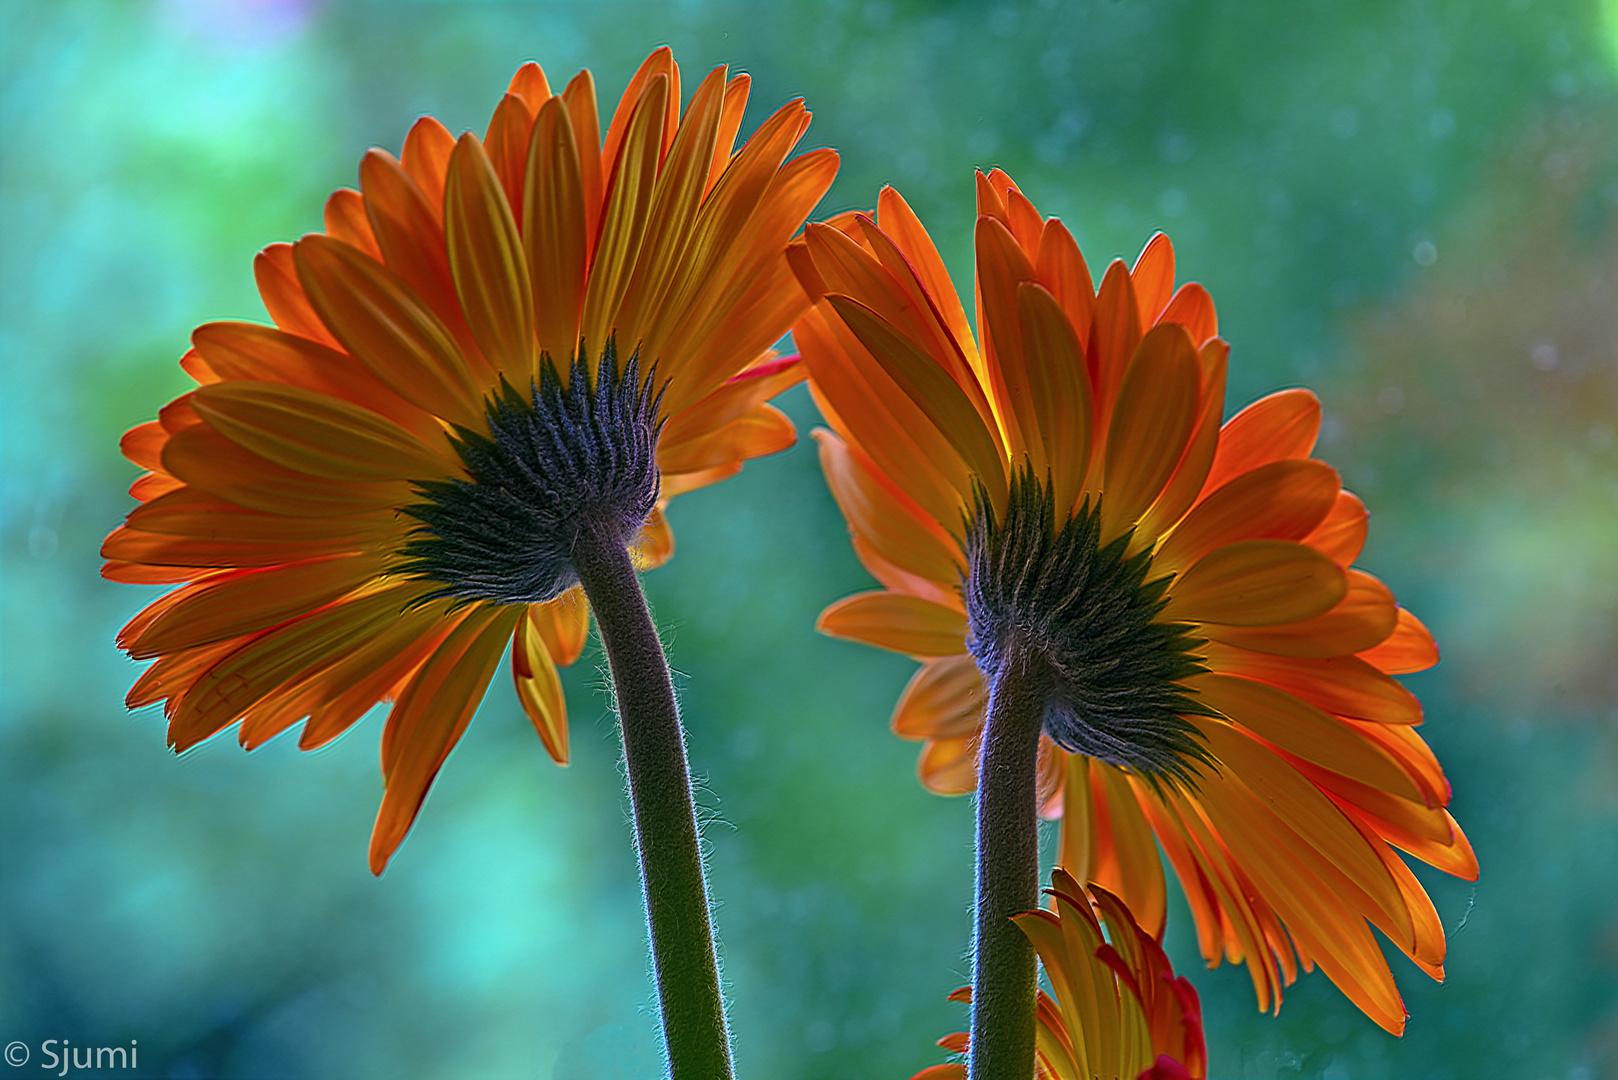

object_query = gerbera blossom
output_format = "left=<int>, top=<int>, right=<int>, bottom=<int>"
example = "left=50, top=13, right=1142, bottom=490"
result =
left=791, top=170, right=1475, bottom=1035
left=104, top=49, right=837, bottom=873
left=912, top=868, right=1205, bottom=1080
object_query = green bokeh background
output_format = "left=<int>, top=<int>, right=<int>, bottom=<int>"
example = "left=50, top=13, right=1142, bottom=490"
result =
left=4, top=1, right=1618, bottom=1077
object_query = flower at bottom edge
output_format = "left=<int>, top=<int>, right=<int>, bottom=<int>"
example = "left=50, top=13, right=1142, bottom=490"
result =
left=909, top=868, right=1205, bottom=1080
left=791, top=169, right=1477, bottom=1034
left=102, top=48, right=838, bottom=873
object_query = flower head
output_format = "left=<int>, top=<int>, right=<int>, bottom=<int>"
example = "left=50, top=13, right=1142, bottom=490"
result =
left=910, top=868, right=1205, bottom=1080
left=104, top=49, right=837, bottom=872
left=791, top=170, right=1475, bottom=1034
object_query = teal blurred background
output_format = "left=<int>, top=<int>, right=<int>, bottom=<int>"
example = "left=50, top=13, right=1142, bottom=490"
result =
left=3, top=1, right=1617, bottom=1077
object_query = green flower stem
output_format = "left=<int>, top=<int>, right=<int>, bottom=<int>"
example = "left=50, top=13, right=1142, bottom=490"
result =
left=969, top=642, right=1047, bottom=1080
left=571, top=523, right=733, bottom=1080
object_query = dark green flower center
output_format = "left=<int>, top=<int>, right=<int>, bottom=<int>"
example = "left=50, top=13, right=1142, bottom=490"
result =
left=962, top=470, right=1216, bottom=789
left=401, top=341, right=663, bottom=606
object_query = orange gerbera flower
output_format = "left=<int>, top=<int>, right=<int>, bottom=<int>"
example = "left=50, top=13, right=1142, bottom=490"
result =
left=791, top=170, right=1475, bottom=1034
left=104, top=49, right=837, bottom=873
left=912, top=869, right=1205, bottom=1080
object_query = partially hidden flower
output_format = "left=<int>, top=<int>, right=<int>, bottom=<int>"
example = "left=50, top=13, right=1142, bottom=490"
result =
left=104, top=49, right=837, bottom=872
left=910, top=868, right=1205, bottom=1080
left=791, top=170, right=1475, bottom=1034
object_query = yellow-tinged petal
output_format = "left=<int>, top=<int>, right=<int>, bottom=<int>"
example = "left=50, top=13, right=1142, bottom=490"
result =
left=631, top=505, right=675, bottom=570
left=917, top=734, right=980, bottom=795
left=1202, top=641, right=1422, bottom=723
left=1164, top=539, right=1346, bottom=627
left=1209, top=569, right=1396, bottom=657
left=825, top=293, right=1008, bottom=511
left=191, top=321, right=442, bottom=443
left=529, top=585, right=590, bottom=666
left=513, top=608, right=569, bottom=763
left=293, top=234, right=485, bottom=429
left=445, top=132, right=535, bottom=386
left=372, top=605, right=522, bottom=873
left=1191, top=673, right=1424, bottom=802
left=892, top=654, right=983, bottom=740
left=581, top=71, right=666, bottom=357
left=818, top=591, right=967, bottom=657
left=191, top=381, right=452, bottom=483
left=523, top=96, right=588, bottom=370
left=128, top=552, right=386, bottom=659
left=161, top=422, right=411, bottom=518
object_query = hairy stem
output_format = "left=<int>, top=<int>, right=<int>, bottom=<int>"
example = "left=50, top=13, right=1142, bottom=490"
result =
left=969, top=642, right=1047, bottom=1080
left=571, top=523, right=732, bottom=1080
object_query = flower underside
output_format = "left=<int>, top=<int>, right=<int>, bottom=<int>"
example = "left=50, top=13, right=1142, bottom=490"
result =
left=963, top=470, right=1217, bottom=790
left=401, top=341, right=663, bottom=607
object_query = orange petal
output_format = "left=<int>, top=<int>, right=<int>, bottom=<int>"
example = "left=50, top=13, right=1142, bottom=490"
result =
left=324, top=188, right=380, bottom=259
left=190, top=321, right=441, bottom=443
left=797, top=307, right=970, bottom=530
left=293, top=235, right=485, bottom=428
left=825, top=293, right=1007, bottom=510
left=1357, top=607, right=1439, bottom=674
left=582, top=72, right=667, bottom=356
left=1131, top=232, right=1175, bottom=325
left=561, top=70, right=604, bottom=257
left=128, top=552, right=385, bottom=659
left=917, top=734, right=979, bottom=795
left=254, top=242, right=338, bottom=347
left=1013, top=283, right=1094, bottom=512
left=357, top=149, right=478, bottom=359
left=1190, top=673, right=1425, bottom=801
left=815, top=428, right=962, bottom=588
left=161, top=422, right=411, bottom=518
left=1167, top=540, right=1346, bottom=627
left=818, top=590, right=968, bottom=657
left=1157, top=459, right=1341, bottom=573
left=513, top=607, right=569, bottom=763
left=1035, top=218, right=1096, bottom=353
left=1209, top=569, right=1397, bottom=657
left=529, top=585, right=590, bottom=666
left=523, top=97, right=588, bottom=370
left=483, top=93, right=538, bottom=213
left=1159, top=282, right=1218, bottom=345
left=1101, top=324, right=1201, bottom=540
left=400, top=116, right=456, bottom=214
left=974, top=215, right=1038, bottom=460
left=614, top=66, right=730, bottom=353
left=1088, top=259, right=1143, bottom=436
left=190, top=381, right=451, bottom=483
left=371, top=604, right=522, bottom=873
left=1202, top=641, right=1422, bottom=724
left=1202, top=389, right=1320, bottom=495
left=877, top=185, right=978, bottom=368
left=1087, top=760, right=1169, bottom=937
left=445, top=132, right=535, bottom=386
left=892, top=654, right=983, bottom=740
left=1304, top=490, right=1368, bottom=566
left=656, top=402, right=795, bottom=475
